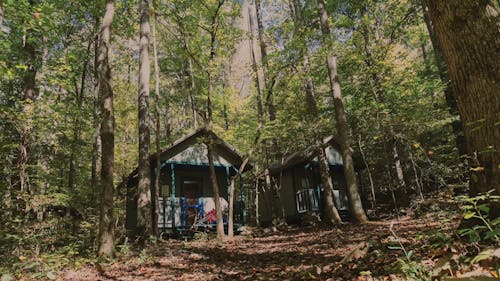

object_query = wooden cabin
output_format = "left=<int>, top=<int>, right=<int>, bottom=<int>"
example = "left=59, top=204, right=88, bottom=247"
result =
left=258, top=137, right=351, bottom=225
left=125, top=128, right=251, bottom=236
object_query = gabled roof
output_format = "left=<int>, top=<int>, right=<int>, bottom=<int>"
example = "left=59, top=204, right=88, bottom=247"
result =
left=125, top=128, right=251, bottom=186
left=268, top=136, right=342, bottom=175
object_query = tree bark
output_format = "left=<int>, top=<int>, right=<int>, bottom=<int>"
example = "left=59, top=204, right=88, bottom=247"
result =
left=318, top=143, right=342, bottom=224
left=136, top=0, right=152, bottom=240
left=424, top=0, right=500, bottom=195
left=207, top=141, right=225, bottom=239
left=151, top=5, right=161, bottom=237
left=420, top=0, right=466, bottom=157
left=91, top=17, right=102, bottom=194
left=358, top=136, right=376, bottom=209
left=204, top=0, right=226, bottom=240
left=97, top=0, right=115, bottom=257
left=317, top=0, right=368, bottom=223
left=392, top=138, right=407, bottom=196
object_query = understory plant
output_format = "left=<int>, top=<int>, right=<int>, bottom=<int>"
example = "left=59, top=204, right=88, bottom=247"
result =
left=456, top=191, right=500, bottom=244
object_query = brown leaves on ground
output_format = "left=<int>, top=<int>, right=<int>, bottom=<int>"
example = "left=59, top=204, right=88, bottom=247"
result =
left=58, top=214, right=462, bottom=281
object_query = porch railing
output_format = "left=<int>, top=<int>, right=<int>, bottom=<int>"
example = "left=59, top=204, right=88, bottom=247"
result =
left=296, top=189, right=319, bottom=213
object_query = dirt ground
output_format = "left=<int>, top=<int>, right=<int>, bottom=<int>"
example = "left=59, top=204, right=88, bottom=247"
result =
left=60, top=213, right=460, bottom=281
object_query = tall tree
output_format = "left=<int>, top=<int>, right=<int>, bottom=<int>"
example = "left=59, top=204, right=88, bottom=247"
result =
left=97, top=0, right=116, bottom=257
left=137, top=0, right=152, bottom=240
left=317, top=0, right=368, bottom=223
left=151, top=2, right=161, bottom=237
left=290, top=0, right=342, bottom=224
left=205, top=0, right=226, bottom=240
left=254, top=0, right=285, bottom=226
left=423, top=1, right=499, bottom=195
left=420, top=0, right=466, bottom=157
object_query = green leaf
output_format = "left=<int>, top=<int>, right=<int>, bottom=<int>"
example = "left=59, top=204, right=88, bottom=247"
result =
left=463, top=212, right=475, bottom=219
left=471, top=249, right=494, bottom=264
left=477, top=204, right=490, bottom=214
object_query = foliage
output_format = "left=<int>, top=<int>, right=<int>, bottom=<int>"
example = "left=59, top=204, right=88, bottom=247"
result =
left=457, top=192, right=500, bottom=244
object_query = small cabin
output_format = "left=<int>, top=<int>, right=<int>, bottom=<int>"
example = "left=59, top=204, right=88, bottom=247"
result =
left=125, top=128, right=251, bottom=236
left=258, top=137, right=351, bottom=225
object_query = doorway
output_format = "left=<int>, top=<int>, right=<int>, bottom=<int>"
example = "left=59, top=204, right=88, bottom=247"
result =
left=182, top=179, right=202, bottom=226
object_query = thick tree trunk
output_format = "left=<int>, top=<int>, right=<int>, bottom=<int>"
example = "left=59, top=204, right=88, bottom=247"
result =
left=317, top=0, right=368, bottom=223
left=420, top=0, right=466, bottom=157
left=97, top=0, right=115, bottom=257
left=424, top=1, right=500, bottom=195
left=136, top=0, right=152, bottom=240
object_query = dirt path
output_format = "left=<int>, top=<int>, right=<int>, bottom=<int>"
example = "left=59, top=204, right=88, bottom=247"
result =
left=62, top=215, right=453, bottom=281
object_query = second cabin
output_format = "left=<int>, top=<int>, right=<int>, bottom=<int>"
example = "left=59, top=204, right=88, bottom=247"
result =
left=258, top=137, right=353, bottom=225
left=124, top=128, right=251, bottom=236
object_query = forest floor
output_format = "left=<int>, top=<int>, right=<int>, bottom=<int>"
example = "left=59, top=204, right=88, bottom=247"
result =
left=7, top=193, right=499, bottom=280
left=56, top=196, right=498, bottom=280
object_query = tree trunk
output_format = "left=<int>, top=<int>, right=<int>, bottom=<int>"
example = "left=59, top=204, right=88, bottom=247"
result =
left=91, top=17, right=102, bottom=193
left=424, top=1, right=500, bottom=196
left=318, top=143, right=342, bottom=224
left=151, top=6, right=161, bottom=237
left=409, top=150, right=424, bottom=201
left=317, top=0, right=368, bottom=223
left=97, top=0, right=115, bottom=257
left=187, top=56, right=198, bottom=128
left=420, top=0, right=466, bottom=157
left=228, top=156, right=251, bottom=238
left=204, top=0, right=226, bottom=240
left=358, top=136, right=376, bottom=209
left=136, top=0, right=152, bottom=240
left=291, top=0, right=341, bottom=224
left=207, top=141, right=225, bottom=239
left=392, top=138, right=407, bottom=196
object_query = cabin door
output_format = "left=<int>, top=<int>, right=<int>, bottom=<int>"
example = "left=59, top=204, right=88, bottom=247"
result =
left=183, top=179, right=201, bottom=226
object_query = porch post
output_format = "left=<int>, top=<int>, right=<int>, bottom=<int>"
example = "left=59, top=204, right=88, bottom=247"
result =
left=171, top=163, right=176, bottom=230
left=225, top=166, right=230, bottom=224
left=240, top=174, right=246, bottom=224
left=162, top=166, right=166, bottom=232
left=225, top=166, right=230, bottom=200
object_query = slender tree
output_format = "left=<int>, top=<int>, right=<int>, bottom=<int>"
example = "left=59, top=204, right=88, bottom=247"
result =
left=254, top=0, right=285, bottom=226
left=424, top=1, right=500, bottom=196
left=136, top=0, right=152, bottom=240
left=317, top=0, right=368, bottom=223
left=97, top=0, right=116, bottom=257
left=151, top=3, right=161, bottom=237
left=205, top=0, right=226, bottom=240
left=290, top=0, right=342, bottom=224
